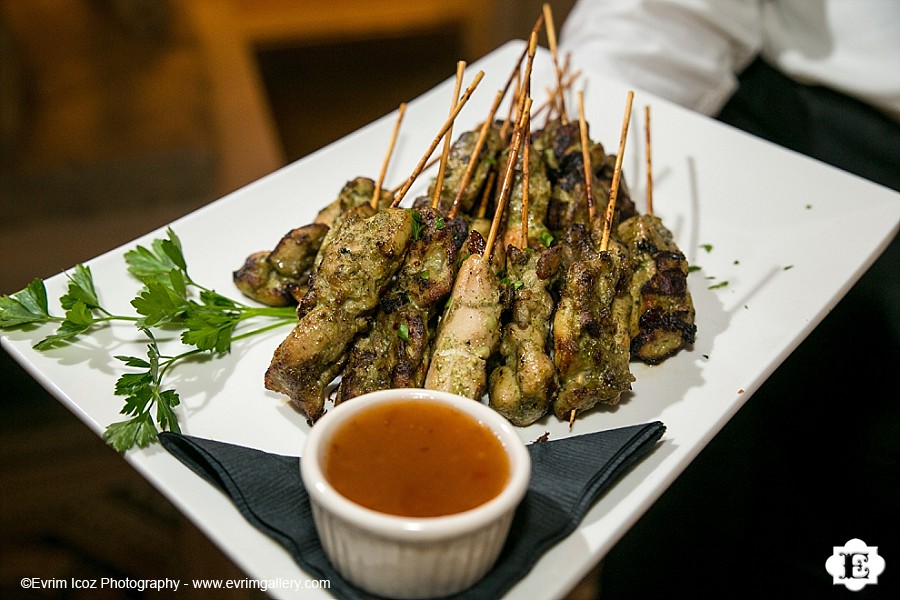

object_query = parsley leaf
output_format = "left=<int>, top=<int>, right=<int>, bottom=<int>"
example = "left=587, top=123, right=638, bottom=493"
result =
left=33, top=301, right=97, bottom=351
left=0, top=278, right=54, bottom=328
left=125, top=227, right=188, bottom=284
left=131, top=275, right=190, bottom=327
left=104, top=413, right=160, bottom=453
left=398, top=322, right=410, bottom=342
left=60, top=264, right=100, bottom=310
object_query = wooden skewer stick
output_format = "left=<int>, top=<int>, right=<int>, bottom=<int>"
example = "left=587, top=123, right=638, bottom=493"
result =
left=390, top=155, right=437, bottom=196
left=485, top=97, right=532, bottom=260
left=502, top=31, right=539, bottom=140
left=501, top=68, right=521, bottom=141
left=516, top=33, right=539, bottom=126
left=520, top=111, right=531, bottom=248
left=484, top=31, right=539, bottom=221
left=577, top=91, right=595, bottom=224
left=644, top=104, right=654, bottom=216
left=371, top=102, right=407, bottom=209
left=599, top=90, right=635, bottom=252
left=476, top=170, right=497, bottom=219
left=543, top=3, right=568, bottom=124
left=432, top=61, right=467, bottom=209
left=511, top=32, right=538, bottom=248
left=448, top=89, right=505, bottom=219
left=392, top=70, right=486, bottom=207
left=512, top=32, right=538, bottom=246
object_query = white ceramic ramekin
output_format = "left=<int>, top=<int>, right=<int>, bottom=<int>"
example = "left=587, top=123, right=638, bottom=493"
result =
left=301, top=388, right=531, bottom=599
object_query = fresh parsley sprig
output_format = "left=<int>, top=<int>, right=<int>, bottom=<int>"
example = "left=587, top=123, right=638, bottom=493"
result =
left=0, top=227, right=298, bottom=452
left=125, top=229, right=296, bottom=352
left=0, top=265, right=140, bottom=351
left=104, top=329, right=186, bottom=452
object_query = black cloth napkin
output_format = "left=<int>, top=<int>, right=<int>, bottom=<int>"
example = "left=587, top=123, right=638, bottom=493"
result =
left=159, top=421, right=665, bottom=599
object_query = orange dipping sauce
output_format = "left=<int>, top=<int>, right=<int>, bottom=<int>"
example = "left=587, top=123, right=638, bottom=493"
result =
left=323, top=399, right=511, bottom=517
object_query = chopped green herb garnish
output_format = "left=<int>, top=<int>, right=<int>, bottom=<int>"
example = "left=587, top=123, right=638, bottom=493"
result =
left=708, top=280, right=729, bottom=290
left=783, top=265, right=794, bottom=270
left=398, top=322, right=410, bottom=342
left=500, top=277, right=524, bottom=291
left=420, top=270, right=430, bottom=280
left=434, top=216, right=445, bottom=230
left=411, top=210, right=424, bottom=241
left=700, top=244, right=714, bottom=252
left=540, top=230, right=554, bottom=247
left=687, top=265, right=701, bottom=273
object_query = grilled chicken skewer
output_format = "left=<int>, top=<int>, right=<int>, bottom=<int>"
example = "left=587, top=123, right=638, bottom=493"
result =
left=535, top=117, right=637, bottom=239
left=552, top=91, right=636, bottom=425
left=264, top=208, right=415, bottom=421
left=617, top=105, right=696, bottom=363
left=488, top=243, right=562, bottom=425
left=488, top=88, right=562, bottom=426
left=421, top=229, right=501, bottom=399
left=425, top=89, right=534, bottom=399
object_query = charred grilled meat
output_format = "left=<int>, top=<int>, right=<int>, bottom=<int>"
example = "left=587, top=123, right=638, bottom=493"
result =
left=489, top=244, right=562, bottom=425
left=427, top=126, right=504, bottom=216
left=264, top=208, right=415, bottom=421
left=233, top=223, right=328, bottom=306
left=498, top=138, right=553, bottom=250
left=618, top=214, right=696, bottom=363
left=234, top=176, right=390, bottom=307
left=535, top=119, right=636, bottom=235
left=552, top=240, right=635, bottom=420
left=337, top=208, right=466, bottom=402
left=313, top=176, right=392, bottom=227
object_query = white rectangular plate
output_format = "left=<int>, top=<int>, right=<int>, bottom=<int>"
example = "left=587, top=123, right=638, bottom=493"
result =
left=3, top=41, right=898, bottom=599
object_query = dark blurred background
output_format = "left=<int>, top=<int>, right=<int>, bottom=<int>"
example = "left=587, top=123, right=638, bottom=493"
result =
left=2, top=1, right=896, bottom=599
